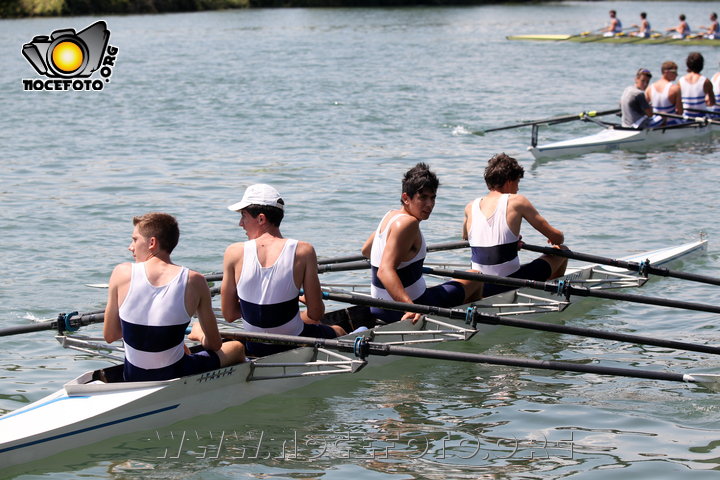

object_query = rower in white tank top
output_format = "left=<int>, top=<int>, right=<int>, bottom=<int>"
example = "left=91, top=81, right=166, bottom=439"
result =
left=648, top=82, right=679, bottom=127
left=370, top=211, right=427, bottom=302
left=119, top=262, right=190, bottom=372
left=680, top=75, right=710, bottom=117
left=236, top=238, right=304, bottom=336
left=467, top=194, right=521, bottom=277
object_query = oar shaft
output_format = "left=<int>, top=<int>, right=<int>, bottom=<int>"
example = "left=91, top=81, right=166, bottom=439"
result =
left=655, top=112, right=720, bottom=126
left=325, top=289, right=720, bottom=356
left=484, top=315, right=720, bottom=356
left=322, top=291, right=464, bottom=320
left=219, top=331, right=689, bottom=385
left=424, top=267, right=720, bottom=314
left=317, top=240, right=469, bottom=265
left=318, top=260, right=370, bottom=273
left=521, top=243, right=720, bottom=287
left=0, top=322, right=54, bottom=337
left=0, top=310, right=106, bottom=337
left=483, top=108, right=620, bottom=133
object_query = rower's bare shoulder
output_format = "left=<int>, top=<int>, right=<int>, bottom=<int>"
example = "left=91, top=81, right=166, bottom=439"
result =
left=109, top=262, right=132, bottom=282
left=295, top=240, right=317, bottom=257
left=223, top=242, right=244, bottom=259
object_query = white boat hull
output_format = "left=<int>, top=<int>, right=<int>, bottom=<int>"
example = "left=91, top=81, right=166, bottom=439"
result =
left=0, top=239, right=707, bottom=469
left=529, top=122, right=716, bottom=160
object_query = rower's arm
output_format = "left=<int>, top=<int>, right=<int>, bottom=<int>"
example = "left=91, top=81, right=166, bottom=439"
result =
left=220, top=244, right=243, bottom=323
left=704, top=80, right=716, bottom=106
left=298, top=242, right=325, bottom=323
left=461, top=202, right=472, bottom=241
left=516, top=195, right=564, bottom=245
left=103, top=263, right=127, bottom=343
left=361, top=230, right=374, bottom=258
left=190, top=271, right=222, bottom=352
left=377, top=217, right=419, bottom=304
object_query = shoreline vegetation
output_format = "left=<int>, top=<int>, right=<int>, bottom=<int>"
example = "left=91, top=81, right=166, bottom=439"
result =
left=1, top=0, right=501, bottom=18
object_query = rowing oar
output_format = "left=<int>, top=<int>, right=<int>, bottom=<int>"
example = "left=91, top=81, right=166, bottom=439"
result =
left=219, top=330, right=720, bottom=390
left=655, top=112, right=720, bottom=126
left=684, top=107, right=720, bottom=117
left=422, top=267, right=720, bottom=315
left=475, top=109, right=620, bottom=135
left=520, top=243, right=720, bottom=287
left=317, top=240, right=469, bottom=266
left=201, top=241, right=471, bottom=280
left=320, top=289, right=720, bottom=357
left=0, top=310, right=105, bottom=337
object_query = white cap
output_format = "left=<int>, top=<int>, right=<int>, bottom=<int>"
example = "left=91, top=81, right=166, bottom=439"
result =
left=227, top=184, right=284, bottom=212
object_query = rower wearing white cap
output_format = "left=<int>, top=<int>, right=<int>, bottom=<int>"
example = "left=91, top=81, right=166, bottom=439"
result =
left=221, top=184, right=345, bottom=357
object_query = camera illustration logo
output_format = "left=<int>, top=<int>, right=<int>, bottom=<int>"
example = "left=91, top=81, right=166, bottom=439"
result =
left=22, top=21, right=119, bottom=91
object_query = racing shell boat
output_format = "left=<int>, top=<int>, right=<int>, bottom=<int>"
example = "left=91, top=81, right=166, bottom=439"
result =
left=528, top=119, right=717, bottom=160
left=507, top=33, right=720, bottom=47
left=0, top=238, right=708, bottom=470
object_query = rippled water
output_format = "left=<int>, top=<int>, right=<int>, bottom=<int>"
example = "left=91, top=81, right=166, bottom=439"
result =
left=2, top=2, right=720, bottom=478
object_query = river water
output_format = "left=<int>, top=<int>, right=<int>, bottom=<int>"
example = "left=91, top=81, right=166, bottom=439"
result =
left=2, top=2, right=720, bottom=478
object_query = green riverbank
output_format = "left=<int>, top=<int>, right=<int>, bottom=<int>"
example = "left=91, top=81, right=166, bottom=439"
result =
left=1, top=0, right=501, bottom=18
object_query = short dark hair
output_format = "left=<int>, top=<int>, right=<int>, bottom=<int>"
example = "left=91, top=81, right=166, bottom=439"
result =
left=243, top=204, right=284, bottom=226
left=484, top=153, right=525, bottom=190
left=686, top=52, right=704, bottom=73
left=133, top=212, right=180, bottom=253
left=401, top=162, right=439, bottom=200
left=640, top=12, right=646, bottom=19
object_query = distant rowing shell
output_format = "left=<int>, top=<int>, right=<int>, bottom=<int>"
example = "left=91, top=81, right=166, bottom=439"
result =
left=529, top=121, right=719, bottom=160
left=507, top=33, right=720, bottom=46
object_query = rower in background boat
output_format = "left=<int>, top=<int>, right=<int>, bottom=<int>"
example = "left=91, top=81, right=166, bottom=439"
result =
left=698, top=12, right=719, bottom=39
left=679, top=52, right=716, bottom=118
left=629, top=12, right=651, bottom=38
left=462, top=153, right=567, bottom=298
left=361, top=163, right=484, bottom=324
left=104, top=212, right=245, bottom=382
left=601, top=9, right=623, bottom=37
left=666, top=14, right=691, bottom=39
left=646, top=61, right=683, bottom=127
left=222, top=184, right=346, bottom=357
left=620, top=68, right=653, bottom=128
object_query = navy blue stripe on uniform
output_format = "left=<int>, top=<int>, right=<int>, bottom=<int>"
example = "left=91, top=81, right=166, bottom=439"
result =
left=370, top=258, right=425, bottom=289
left=471, top=241, right=518, bottom=266
left=121, top=321, right=188, bottom=352
left=240, top=297, right=300, bottom=329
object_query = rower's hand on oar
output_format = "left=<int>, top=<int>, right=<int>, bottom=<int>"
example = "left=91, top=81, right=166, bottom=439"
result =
left=401, top=310, right=424, bottom=324
left=547, top=232, right=565, bottom=246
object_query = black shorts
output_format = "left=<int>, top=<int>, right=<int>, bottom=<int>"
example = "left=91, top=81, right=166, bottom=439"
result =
left=245, top=323, right=338, bottom=357
left=370, top=281, right=466, bottom=324
left=481, top=258, right=553, bottom=298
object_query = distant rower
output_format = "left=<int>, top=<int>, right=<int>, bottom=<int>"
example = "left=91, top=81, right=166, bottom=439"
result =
left=666, top=14, right=691, bottom=39
left=602, top=10, right=623, bottom=37
left=630, top=12, right=651, bottom=38
left=698, top=13, right=719, bottom=39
